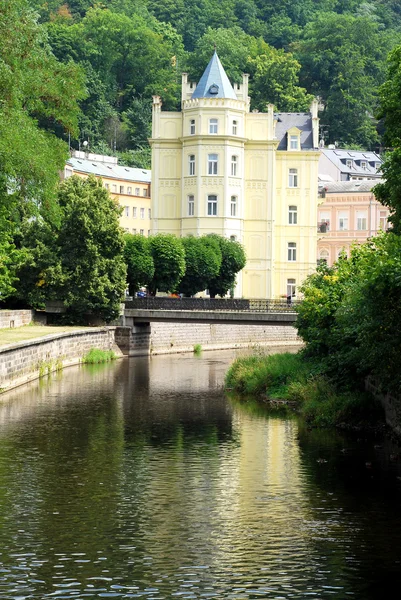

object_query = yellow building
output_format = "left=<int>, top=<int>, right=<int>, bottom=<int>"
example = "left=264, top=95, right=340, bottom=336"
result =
left=63, top=151, right=152, bottom=236
left=150, top=52, right=320, bottom=298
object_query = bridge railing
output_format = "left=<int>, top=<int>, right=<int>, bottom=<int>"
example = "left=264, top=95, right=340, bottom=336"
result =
left=124, top=297, right=300, bottom=313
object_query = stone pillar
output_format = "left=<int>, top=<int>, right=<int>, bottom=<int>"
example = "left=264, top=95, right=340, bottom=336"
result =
left=116, top=323, right=151, bottom=356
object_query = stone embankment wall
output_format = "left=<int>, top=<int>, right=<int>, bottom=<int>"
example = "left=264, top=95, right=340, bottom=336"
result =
left=365, top=378, right=401, bottom=437
left=0, top=328, right=123, bottom=393
left=149, top=322, right=300, bottom=354
left=0, top=320, right=300, bottom=394
left=0, top=310, right=34, bottom=329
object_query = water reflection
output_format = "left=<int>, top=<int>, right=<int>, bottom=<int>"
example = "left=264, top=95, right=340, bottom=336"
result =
left=0, top=349, right=400, bottom=598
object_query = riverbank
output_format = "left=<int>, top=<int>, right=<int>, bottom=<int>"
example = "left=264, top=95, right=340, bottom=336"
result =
left=0, top=320, right=301, bottom=394
left=0, top=325, right=90, bottom=347
left=225, top=351, right=386, bottom=431
left=0, top=327, right=124, bottom=394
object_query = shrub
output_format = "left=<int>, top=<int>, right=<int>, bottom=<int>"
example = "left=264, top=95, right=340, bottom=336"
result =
left=82, top=348, right=117, bottom=364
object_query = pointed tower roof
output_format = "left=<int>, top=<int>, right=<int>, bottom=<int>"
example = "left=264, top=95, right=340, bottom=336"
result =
left=191, top=51, right=237, bottom=100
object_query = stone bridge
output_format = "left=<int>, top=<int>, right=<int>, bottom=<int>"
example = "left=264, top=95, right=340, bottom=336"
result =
left=117, top=298, right=300, bottom=355
left=123, top=297, right=298, bottom=326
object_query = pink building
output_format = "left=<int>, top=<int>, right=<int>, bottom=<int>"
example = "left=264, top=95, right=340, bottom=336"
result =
left=317, top=181, right=390, bottom=266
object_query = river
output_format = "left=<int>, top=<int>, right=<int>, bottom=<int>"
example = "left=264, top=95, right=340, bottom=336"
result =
left=0, top=348, right=401, bottom=599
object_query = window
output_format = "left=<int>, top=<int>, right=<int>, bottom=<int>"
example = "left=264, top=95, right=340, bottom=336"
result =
left=288, top=242, right=297, bottom=261
left=319, top=211, right=330, bottom=232
left=133, top=207, right=137, bottom=218
left=290, top=135, right=299, bottom=150
left=207, top=195, right=217, bottom=216
left=318, top=249, right=329, bottom=265
left=232, top=120, right=237, bottom=135
left=127, top=186, right=132, bottom=195
left=190, top=119, right=195, bottom=135
left=230, top=196, right=237, bottom=217
left=148, top=208, right=151, bottom=219
left=189, top=154, right=195, bottom=176
left=188, top=194, right=195, bottom=216
left=65, top=168, right=73, bottom=178
left=120, top=185, right=125, bottom=194
left=143, top=189, right=147, bottom=197
left=361, top=161, right=367, bottom=169
left=209, top=118, right=218, bottom=134
left=132, top=228, right=137, bottom=234
left=346, top=160, right=352, bottom=168
left=231, top=155, right=238, bottom=176
left=287, top=279, right=296, bottom=298
left=356, top=211, right=367, bottom=230
left=357, top=217, right=367, bottom=230
left=124, top=206, right=129, bottom=217
left=379, top=210, right=388, bottom=230
left=208, top=153, right=218, bottom=175
left=140, top=208, right=145, bottom=219
left=288, top=205, right=297, bottom=225
left=148, top=230, right=151, bottom=236
left=104, top=183, right=109, bottom=190
left=230, top=235, right=237, bottom=241
left=288, top=168, right=298, bottom=187
left=135, top=187, right=140, bottom=195
left=140, top=229, right=144, bottom=236
left=112, top=184, right=117, bottom=193
left=338, top=211, right=349, bottom=231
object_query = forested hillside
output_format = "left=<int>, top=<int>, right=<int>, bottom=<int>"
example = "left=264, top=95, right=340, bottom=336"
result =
left=29, top=1, right=401, bottom=165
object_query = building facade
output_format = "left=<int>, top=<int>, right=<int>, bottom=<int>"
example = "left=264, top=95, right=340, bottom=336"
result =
left=150, top=52, right=320, bottom=298
left=317, top=180, right=390, bottom=266
left=63, top=151, right=152, bottom=236
left=319, top=148, right=382, bottom=184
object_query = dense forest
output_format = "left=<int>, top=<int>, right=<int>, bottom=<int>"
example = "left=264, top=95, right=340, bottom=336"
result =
left=26, top=0, right=401, bottom=166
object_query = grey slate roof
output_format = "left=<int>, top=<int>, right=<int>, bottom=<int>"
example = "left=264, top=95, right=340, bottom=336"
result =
left=321, top=149, right=382, bottom=177
left=274, top=113, right=314, bottom=150
left=66, top=157, right=151, bottom=183
left=191, top=51, right=237, bottom=100
left=323, top=180, right=383, bottom=194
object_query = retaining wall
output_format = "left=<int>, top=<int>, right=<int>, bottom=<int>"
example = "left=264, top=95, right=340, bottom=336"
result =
left=150, top=322, right=300, bottom=354
left=0, top=310, right=35, bottom=329
left=0, top=328, right=123, bottom=393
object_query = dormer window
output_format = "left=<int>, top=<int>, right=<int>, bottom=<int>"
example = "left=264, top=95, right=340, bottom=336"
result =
left=208, top=83, right=219, bottom=95
left=346, top=160, right=352, bottom=168
left=287, top=127, right=301, bottom=151
left=361, top=161, right=367, bottom=169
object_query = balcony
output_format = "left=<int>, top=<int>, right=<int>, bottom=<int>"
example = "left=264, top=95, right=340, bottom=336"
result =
left=317, top=221, right=330, bottom=233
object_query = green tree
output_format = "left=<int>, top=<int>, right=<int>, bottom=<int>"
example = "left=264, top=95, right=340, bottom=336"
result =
left=206, top=235, right=246, bottom=298
left=178, top=236, right=222, bottom=297
left=374, top=44, right=401, bottom=233
left=295, top=12, right=397, bottom=147
left=148, top=234, right=186, bottom=294
left=249, top=46, right=312, bottom=111
left=123, top=234, right=154, bottom=295
left=56, top=176, right=126, bottom=321
left=0, top=0, right=85, bottom=298
left=15, top=176, right=126, bottom=322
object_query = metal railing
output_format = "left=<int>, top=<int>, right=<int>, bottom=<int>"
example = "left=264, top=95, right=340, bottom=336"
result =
left=124, top=297, right=300, bottom=313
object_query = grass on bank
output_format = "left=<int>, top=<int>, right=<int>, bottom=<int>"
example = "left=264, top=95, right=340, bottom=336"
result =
left=0, top=325, right=90, bottom=347
left=82, top=348, right=117, bottom=364
left=225, top=352, right=383, bottom=428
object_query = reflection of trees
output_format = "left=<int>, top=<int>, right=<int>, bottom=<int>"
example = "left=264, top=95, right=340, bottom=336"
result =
left=0, top=361, right=126, bottom=592
left=297, top=422, right=401, bottom=597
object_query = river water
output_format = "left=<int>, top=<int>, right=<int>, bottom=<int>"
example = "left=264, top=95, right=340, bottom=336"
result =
left=1, top=349, right=401, bottom=599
